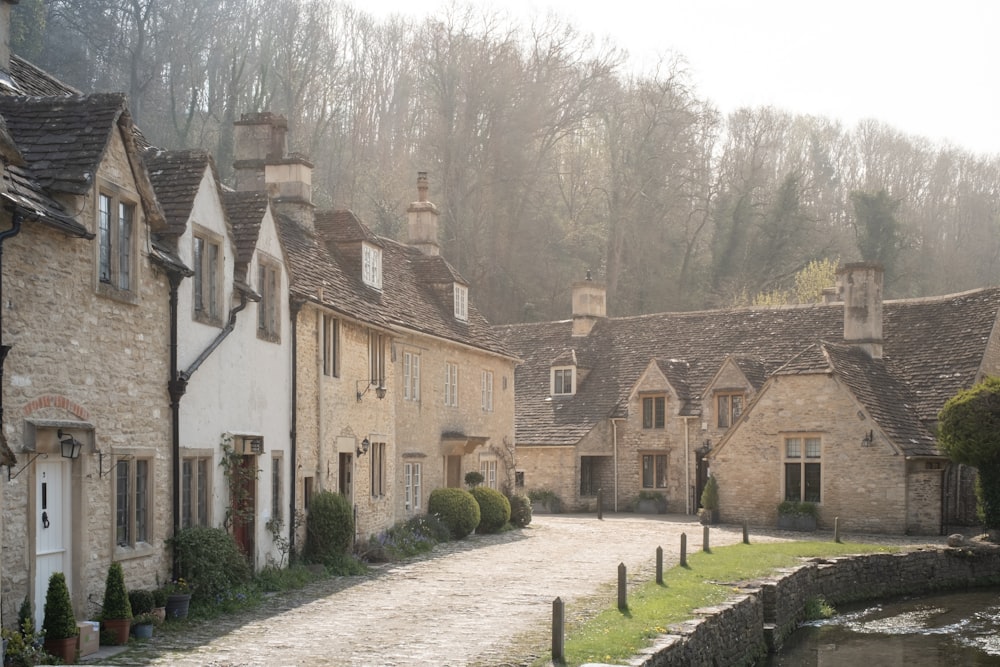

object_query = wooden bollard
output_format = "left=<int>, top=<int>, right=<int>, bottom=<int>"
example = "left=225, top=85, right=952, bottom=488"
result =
left=743, top=519, right=749, bottom=544
left=656, top=546, right=663, bottom=584
left=703, top=525, right=710, bottom=552
left=618, top=562, right=627, bottom=610
left=597, top=488, right=603, bottom=520
left=834, top=516, right=841, bottom=543
left=552, top=597, right=564, bottom=662
left=680, top=532, right=687, bottom=567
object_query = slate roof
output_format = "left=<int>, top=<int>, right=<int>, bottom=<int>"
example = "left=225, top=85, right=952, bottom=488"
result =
left=276, top=211, right=514, bottom=360
left=222, top=190, right=269, bottom=269
left=9, top=55, right=79, bottom=96
left=144, top=148, right=217, bottom=237
left=496, top=288, right=1000, bottom=447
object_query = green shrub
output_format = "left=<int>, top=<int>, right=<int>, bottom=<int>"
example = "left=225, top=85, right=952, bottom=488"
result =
left=101, top=562, right=132, bottom=620
left=42, top=572, right=77, bottom=640
left=428, top=487, right=480, bottom=539
left=358, top=514, right=450, bottom=562
left=303, top=491, right=355, bottom=566
left=700, top=475, right=719, bottom=510
left=470, top=486, right=511, bottom=534
left=128, top=589, right=155, bottom=615
left=169, top=525, right=252, bottom=602
left=508, top=493, right=532, bottom=528
left=527, top=489, right=561, bottom=512
left=151, top=587, right=168, bottom=608
left=777, top=500, right=819, bottom=517
left=464, top=471, right=484, bottom=488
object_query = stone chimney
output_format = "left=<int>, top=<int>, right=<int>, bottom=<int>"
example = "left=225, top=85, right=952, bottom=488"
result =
left=0, top=1, right=13, bottom=71
left=571, top=271, right=606, bottom=337
left=233, top=112, right=314, bottom=229
left=407, top=171, right=440, bottom=256
left=837, top=262, right=883, bottom=359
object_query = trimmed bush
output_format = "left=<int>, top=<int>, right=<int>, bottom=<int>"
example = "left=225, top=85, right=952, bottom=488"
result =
left=464, top=471, right=484, bottom=488
left=508, top=493, right=533, bottom=528
left=303, top=491, right=355, bottom=566
left=42, top=572, right=77, bottom=640
left=128, top=589, right=155, bottom=615
left=101, top=562, right=132, bottom=620
left=470, top=486, right=510, bottom=533
left=428, top=487, right=480, bottom=539
left=169, top=526, right=252, bottom=602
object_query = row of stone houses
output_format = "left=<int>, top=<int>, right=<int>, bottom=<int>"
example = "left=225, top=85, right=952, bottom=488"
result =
left=498, top=265, right=1000, bottom=535
left=0, top=0, right=516, bottom=629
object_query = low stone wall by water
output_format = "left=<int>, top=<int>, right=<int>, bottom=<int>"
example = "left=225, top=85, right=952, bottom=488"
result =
left=626, top=545, right=1000, bottom=667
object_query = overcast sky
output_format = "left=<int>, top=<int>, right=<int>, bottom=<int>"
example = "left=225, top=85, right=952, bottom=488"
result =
left=364, top=0, right=1000, bottom=157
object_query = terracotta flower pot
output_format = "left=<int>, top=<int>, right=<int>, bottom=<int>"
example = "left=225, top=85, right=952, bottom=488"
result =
left=103, top=617, right=131, bottom=645
left=44, top=636, right=78, bottom=663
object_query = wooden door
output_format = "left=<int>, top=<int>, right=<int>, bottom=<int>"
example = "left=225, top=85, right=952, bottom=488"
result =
left=34, top=460, right=71, bottom=630
left=230, top=454, right=257, bottom=564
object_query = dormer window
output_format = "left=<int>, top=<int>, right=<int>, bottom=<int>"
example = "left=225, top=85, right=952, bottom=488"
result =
left=362, top=242, right=382, bottom=289
left=551, top=366, right=575, bottom=395
left=454, top=283, right=468, bottom=321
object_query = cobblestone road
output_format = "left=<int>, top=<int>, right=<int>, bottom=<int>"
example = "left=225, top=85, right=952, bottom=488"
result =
left=92, top=514, right=941, bottom=667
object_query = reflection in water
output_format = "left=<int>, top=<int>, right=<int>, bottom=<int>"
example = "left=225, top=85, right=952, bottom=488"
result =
left=765, top=588, right=1000, bottom=666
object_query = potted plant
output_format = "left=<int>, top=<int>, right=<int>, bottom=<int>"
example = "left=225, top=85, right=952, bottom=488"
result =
left=41, top=572, right=79, bottom=663
left=699, top=475, right=720, bottom=524
left=151, top=587, right=168, bottom=623
left=100, top=562, right=132, bottom=645
left=777, top=500, right=819, bottom=531
left=635, top=490, right=667, bottom=514
left=130, top=613, right=159, bottom=639
left=164, top=578, right=192, bottom=620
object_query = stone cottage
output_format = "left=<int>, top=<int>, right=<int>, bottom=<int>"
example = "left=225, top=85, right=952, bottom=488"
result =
left=496, top=264, right=1000, bottom=534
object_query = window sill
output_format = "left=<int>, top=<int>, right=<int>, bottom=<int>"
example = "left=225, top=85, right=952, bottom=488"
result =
left=96, top=282, right=138, bottom=305
left=114, top=541, right=155, bottom=561
left=194, top=312, right=224, bottom=328
left=256, top=330, right=281, bottom=344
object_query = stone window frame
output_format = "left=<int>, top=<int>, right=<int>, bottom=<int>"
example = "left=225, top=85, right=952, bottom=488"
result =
left=271, top=453, right=283, bottom=523
left=404, top=461, right=422, bottom=511
left=403, top=350, right=421, bottom=402
left=454, top=283, right=468, bottom=321
left=192, top=226, right=224, bottom=327
left=479, top=456, right=498, bottom=489
left=256, top=255, right=281, bottom=343
left=96, top=182, right=138, bottom=304
left=181, top=450, right=212, bottom=529
left=369, top=331, right=387, bottom=386
left=641, top=395, right=666, bottom=429
left=715, top=391, right=744, bottom=429
left=444, top=361, right=459, bottom=407
left=370, top=441, right=387, bottom=498
left=362, top=242, right=382, bottom=289
left=481, top=369, right=494, bottom=412
left=783, top=433, right=822, bottom=503
left=322, top=315, right=339, bottom=377
left=641, top=452, right=668, bottom=489
left=114, top=450, right=155, bottom=559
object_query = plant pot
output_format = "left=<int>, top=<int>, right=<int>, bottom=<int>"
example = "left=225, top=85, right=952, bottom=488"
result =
left=103, top=617, right=131, bottom=645
left=165, top=593, right=192, bottom=620
left=699, top=508, right=719, bottom=525
left=637, top=499, right=666, bottom=514
left=44, top=636, right=78, bottom=663
left=151, top=606, right=166, bottom=623
left=777, top=514, right=817, bottom=531
left=132, top=623, right=154, bottom=639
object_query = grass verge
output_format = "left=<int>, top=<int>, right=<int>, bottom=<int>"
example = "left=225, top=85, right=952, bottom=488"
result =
left=545, top=540, right=899, bottom=666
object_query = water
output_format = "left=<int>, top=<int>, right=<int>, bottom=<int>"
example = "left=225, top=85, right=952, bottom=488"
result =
left=765, top=588, right=1000, bottom=666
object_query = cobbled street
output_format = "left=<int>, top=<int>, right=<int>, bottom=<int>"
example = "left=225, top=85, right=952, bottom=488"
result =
left=91, top=514, right=940, bottom=667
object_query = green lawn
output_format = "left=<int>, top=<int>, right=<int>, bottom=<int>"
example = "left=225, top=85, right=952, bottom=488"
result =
left=545, top=540, right=898, bottom=666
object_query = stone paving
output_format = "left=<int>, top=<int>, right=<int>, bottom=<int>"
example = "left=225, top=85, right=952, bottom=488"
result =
left=83, top=514, right=945, bottom=667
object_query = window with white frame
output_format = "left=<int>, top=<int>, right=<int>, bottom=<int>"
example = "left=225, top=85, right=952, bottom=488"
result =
left=115, top=458, right=151, bottom=547
left=181, top=456, right=210, bottom=528
left=257, top=259, right=280, bottom=342
left=551, top=367, right=574, bottom=395
left=193, top=231, right=223, bottom=324
left=362, top=243, right=382, bottom=289
left=454, top=283, right=468, bottom=321
left=403, top=351, right=420, bottom=401
left=784, top=435, right=821, bottom=503
left=370, top=441, right=387, bottom=497
left=444, top=362, right=459, bottom=407
left=98, top=191, right=135, bottom=293
left=322, top=315, right=339, bottom=377
left=404, top=462, right=422, bottom=511
left=480, top=458, right=497, bottom=489
left=481, top=370, right=494, bottom=412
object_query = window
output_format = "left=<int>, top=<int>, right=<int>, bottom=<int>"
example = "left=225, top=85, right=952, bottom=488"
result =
left=454, top=284, right=468, bottom=321
left=480, top=459, right=497, bottom=489
left=404, top=462, right=421, bottom=511
left=98, top=192, right=135, bottom=293
left=181, top=456, right=210, bottom=528
left=580, top=456, right=598, bottom=496
left=193, top=232, right=222, bottom=323
left=642, top=396, right=665, bottom=429
left=784, top=435, right=821, bottom=503
left=115, top=458, right=151, bottom=547
left=716, top=392, right=744, bottom=429
left=444, top=362, right=459, bottom=407
left=322, top=315, right=339, bottom=377
left=369, top=331, right=386, bottom=385
left=515, top=471, right=525, bottom=488
left=641, top=454, right=667, bottom=489
left=303, top=476, right=314, bottom=512
left=362, top=243, right=382, bottom=289
left=370, top=441, right=386, bottom=497
left=552, top=367, right=574, bottom=395
left=481, top=370, right=494, bottom=412
left=257, top=259, right=280, bottom=341
left=271, top=455, right=282, bottom=522
left=403, top=351, right=420, bottom=401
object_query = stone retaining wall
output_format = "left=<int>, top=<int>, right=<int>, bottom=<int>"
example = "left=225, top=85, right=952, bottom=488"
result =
left=628, top=546, right=1000, bottom=667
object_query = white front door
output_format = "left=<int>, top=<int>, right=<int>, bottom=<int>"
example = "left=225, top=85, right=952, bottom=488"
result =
left=34, top=459, right=71, bottom=630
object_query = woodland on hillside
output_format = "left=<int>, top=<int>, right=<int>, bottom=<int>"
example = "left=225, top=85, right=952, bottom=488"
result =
left=13, top=0, right=1000, bottom=323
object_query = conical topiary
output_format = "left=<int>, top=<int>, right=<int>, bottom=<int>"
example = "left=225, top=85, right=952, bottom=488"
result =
left=42, top=572, right=77, bottom=640
left=101, top=562, right=132, bottom=620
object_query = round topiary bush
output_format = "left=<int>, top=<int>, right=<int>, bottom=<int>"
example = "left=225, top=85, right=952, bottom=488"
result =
left=507, top=493, right=532, bottom=528
left=169, top=526, right=252, bottom=602
left=470, top=486, right=511, bottom=534
left=428, top=487, right=481, bottom=539
left=303, top=491, right=355, bottom=565
left=128, top=589, right=155, bottom=615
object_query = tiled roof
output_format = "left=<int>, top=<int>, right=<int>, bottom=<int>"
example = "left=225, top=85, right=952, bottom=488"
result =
left=497, top=289, right=1000, bottom=447
left=144, top=148, right=217, bottom=237
left=9, top=55, right=79, bottom=96
left=222, top=190, right=269, bottom=269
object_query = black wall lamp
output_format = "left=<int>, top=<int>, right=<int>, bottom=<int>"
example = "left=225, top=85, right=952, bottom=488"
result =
left=861, top=430, right=874, bottom=448
left=57, top=429, right=83, bottom=460
left=356, top=379, right=386, bottom=401
left=357, top=437, right=370, bottom=457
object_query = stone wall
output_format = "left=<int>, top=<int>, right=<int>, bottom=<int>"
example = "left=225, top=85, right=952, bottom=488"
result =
left=631, top=546, right=1000, bottom=667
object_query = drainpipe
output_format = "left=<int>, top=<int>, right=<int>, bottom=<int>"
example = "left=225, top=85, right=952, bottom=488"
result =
left=288, top=299, right=302, bottom=558
left=611, top=418, right=622, bottom=512
left=683, top=417, right=692, bottom=515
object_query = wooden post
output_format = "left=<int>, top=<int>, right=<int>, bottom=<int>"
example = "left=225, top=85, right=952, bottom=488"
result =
left=703, top=525, right=710, bottom=552
left=680, top=532, right=687, bottom=567
left=743, top=519, right=749, bottom=544
left=656, top=546, right=663, bottom=584
left=618, top=562, right=627, bottom=611
left=834, top=516, right=841, bottom=543
left=552, top=597, right=564, bottom=662
left=597, top=488, right=603, bottom=520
